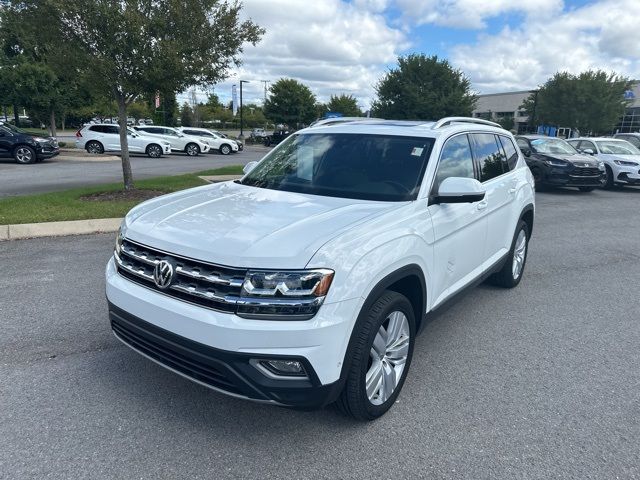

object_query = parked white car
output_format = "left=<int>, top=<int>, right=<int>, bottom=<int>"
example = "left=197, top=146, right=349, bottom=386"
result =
left=177, top=127, right=239, bottom=155
left=106, top=117, right=535, bottom=420
left=567, top=137, right=640, bottom=188
left=75, top=124, right=171, bottom=158
left=133, top=126, right=210, bottom=156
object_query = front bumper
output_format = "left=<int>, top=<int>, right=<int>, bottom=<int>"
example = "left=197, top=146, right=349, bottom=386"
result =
left=36, top=144, right=60, bottom=159
left=614, top=165, right=640, bottom=184
left=541, top=167, right=605, bottom=187
left=105, top=257, right=359, bottom=407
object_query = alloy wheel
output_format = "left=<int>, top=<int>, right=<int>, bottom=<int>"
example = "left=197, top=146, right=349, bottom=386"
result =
left=366, top=311, right=410, bottom=405
left=186, top=144, right=199, bottom=156
left=148, top=145, right=162, bottom=158
left=16, top=147, right=33, bottom=163
left=512, top=229, right=527, bottom=280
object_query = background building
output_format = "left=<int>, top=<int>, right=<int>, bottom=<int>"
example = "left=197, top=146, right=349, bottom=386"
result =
left=472, top=83, right=640, bottom=135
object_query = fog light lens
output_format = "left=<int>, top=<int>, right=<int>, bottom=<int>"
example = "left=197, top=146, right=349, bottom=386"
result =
left=259, top=359, right=307, bottom=377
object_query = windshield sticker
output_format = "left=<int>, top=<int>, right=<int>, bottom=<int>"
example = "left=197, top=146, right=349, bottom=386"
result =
left=411, top=147, right=424, bottom=156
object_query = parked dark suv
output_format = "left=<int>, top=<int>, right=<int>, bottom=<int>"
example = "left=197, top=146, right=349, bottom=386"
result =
left=0, top=123, right=59, bottom=164
left=515, top=135, right=605, bottom=192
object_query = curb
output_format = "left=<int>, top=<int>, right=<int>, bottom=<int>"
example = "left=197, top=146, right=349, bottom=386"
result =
left=0, top=218, right=122, bottom=241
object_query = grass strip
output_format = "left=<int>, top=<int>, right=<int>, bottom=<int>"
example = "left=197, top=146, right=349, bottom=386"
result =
left=0, top=165, right=243, bottom=225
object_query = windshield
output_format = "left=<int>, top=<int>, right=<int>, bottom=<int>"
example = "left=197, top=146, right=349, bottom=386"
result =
left=596, top=140, right=640, bottom=155
left=530, top=138, right=577, bottom=155
left=241, top=133, right=434, bottom=201
left=3, top=123, right=28, bottom=134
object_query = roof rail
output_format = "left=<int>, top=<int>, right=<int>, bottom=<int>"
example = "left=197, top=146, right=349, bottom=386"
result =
left=432, top=117, right=502, bottom=129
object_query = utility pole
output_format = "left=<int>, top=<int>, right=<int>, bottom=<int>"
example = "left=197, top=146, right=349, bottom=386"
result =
left=260, top=80, right=269, bottom=102
left=239, top=80, right=249, bottom=140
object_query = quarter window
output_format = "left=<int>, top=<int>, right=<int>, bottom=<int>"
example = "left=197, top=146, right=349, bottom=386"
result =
left=498, top=136, right=519, bottom=170
left=471, top=133, right=506, bottom=182
left=434, top=134, right=475, bottom=191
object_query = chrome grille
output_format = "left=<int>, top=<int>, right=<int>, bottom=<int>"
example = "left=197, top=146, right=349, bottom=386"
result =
left=115, top=238, right=247, bottom=312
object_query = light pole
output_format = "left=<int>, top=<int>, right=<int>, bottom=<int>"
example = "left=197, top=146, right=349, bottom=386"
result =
left=239, top=80, right=249, bottom=141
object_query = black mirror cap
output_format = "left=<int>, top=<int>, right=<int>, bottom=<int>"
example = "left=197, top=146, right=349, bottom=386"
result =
left=431, top=191, right=486, bottom=205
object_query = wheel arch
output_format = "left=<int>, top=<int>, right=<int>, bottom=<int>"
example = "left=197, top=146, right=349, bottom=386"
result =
left=519, top=203, right=534, bottom=238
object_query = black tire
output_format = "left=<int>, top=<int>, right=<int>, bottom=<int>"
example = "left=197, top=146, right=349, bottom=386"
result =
left=219, top=144, right=232, bottom=155
left=14, top=145, right=37, bottom=164
left=489, top=220, right=530, bottom=288
left=185, top=143, right=200, bottom=156
left=604, top=165, right=614, bottom=189
left=579, top=187, right=595, bottom=192
left=264, top=137, right=271, bottom=147
left=335, top=291, right=416, bottom=421
left=85, top=141, right=104, bottom=155
left=146, top=143, right=163, bottom=158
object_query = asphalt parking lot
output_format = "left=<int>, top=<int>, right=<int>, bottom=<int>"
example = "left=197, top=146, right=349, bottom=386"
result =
left=0, top=147, right=263, bottom=197
left=1, top=187, right=639, bottom=479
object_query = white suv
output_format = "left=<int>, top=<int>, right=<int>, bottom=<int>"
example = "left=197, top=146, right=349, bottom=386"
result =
left=75, top=124, right=171, bottom=157
left=133, top=126, right=210, bottom=156
left=106, top=117, right=535, bottom=420
left=177, top=127, right=240, bottom=155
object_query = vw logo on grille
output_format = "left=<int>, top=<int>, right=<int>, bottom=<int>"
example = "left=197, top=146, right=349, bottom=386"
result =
left=153, top=260, right=174, bottom=289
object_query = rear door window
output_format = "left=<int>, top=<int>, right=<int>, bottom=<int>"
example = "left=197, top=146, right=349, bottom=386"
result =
left=470, top=133, right=506, bottom=182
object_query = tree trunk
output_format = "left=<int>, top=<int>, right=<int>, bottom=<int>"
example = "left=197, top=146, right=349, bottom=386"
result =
left=13, top=104, right=19, bottom=127
left=117, top=94, right=134, bottom=190
left=61, top=114, right=66, bottom=131
left=49, top=110, right=57, bottom=137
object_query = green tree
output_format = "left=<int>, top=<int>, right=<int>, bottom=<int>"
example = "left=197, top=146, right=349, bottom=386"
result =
left=180, top=102, right=194, bottom=127
left=326, top=94, right=362, bottom=117
left=264, top=78, right=316, bottom=126
left=53, top=0, right=263, bottom=189
left=371, top=54, right=476, bottom=120
left=521, top=70, right=632, bottom=135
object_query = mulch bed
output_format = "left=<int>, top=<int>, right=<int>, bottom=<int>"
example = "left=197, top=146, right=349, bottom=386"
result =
left=80, top=189, right=165, bottom=202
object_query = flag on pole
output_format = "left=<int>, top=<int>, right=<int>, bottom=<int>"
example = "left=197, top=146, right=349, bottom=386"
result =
left=232, top=85, right=238, bottom=116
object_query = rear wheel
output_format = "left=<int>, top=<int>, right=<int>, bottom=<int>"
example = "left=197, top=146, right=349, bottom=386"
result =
left=219, top=144, right=232, bottom=155
left=86, top=141, right=104, bottom=154
left=579, top=186, right=595, bottom=192
left=335, top=291, right=415, bottom=420
left=14, top=145, right=36, bottom=164
left=185, top=143, right=200, bottom=156
left=146, top=144, right=163, bottom=158
left=490, top=220, right=530, bottom=288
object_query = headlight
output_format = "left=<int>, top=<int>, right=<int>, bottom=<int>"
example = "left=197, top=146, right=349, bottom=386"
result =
left=115, top=226, right=124, bottom=255
left=237, top=269, right=334, bottom=319
left=33, top=137, right=49, bottom=143
left=544, top=158, right=569, bottom=167
left=614, top=159, right=639, bottom=166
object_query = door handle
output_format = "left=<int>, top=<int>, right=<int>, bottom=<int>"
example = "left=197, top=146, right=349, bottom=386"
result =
left=476, top=200, right=488, bottom=211
left=508, top=187, right=517, bottom=194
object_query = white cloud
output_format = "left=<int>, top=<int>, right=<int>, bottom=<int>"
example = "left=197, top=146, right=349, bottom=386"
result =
left=208, top=0, right=408, bottom=109
left=449, top=0, right=640, bottom=93
left=395, top=0, right=563, bottom=29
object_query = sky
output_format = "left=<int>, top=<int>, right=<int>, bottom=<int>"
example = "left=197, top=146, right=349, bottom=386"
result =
left=178, top=0, right=640, bottom=110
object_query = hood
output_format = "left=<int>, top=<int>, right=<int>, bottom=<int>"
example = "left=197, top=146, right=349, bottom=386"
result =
left=124, top=181, right=402, bottom=269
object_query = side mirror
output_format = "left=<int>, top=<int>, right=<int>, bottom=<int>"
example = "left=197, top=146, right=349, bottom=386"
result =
left=243, top=161, right=258, bottom=175
left=432, top=177, right=486, bottom=205
left=582, top=148, right=595, bottom=155
left=521, top=148, right=531, bottom=157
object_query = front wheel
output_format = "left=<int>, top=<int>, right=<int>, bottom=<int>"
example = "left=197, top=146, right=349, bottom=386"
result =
left=604, top=165, right=614, bottom=189
left=335, top=291, right=415, bottom=420
left=489, top=220, right=530, bottom=288
left=185, top=143, right=200, bottom=156
left=14, top=145, right=37, bottom=164
left=219, top=144, right=232, bottom=155
left=146, top=144, right=163, bottom=158
left=579, top=186, right=595, bottom=192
